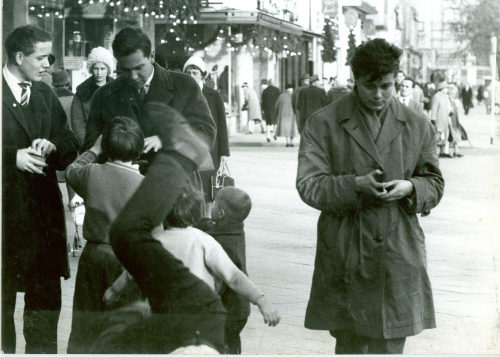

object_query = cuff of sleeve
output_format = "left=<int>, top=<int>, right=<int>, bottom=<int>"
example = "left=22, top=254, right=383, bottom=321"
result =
left=337, top=174, right=362, bottom=211
left=404, top=178, right=419, bottom=212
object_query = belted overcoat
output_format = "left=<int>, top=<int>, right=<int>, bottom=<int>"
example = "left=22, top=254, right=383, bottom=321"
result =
left=296, top=93, right=444, bottom=339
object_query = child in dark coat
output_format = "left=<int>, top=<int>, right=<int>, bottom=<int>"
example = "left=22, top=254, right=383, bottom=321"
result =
left=200, top=186, right=254, bottom=354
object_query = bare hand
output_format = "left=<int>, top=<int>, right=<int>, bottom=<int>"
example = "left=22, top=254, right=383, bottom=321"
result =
left=103, top=287, right=119, bottom=305
left=91, top=135, right=103, bottom=156
left=16, top=147, right=48, bottom=175
left=31, top=138, right=56, bottom=157
left=354, top=169, right=387, bottom=197
left=143, top=135, right=162, bottom=153
left=379, top=180, right=414, bottom=201
left=256, top=296, right=281, bottom=327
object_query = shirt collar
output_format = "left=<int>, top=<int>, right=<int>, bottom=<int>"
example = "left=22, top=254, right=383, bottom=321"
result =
left=3, top=64, right=32, bottom=102
left=144, top=66, right=154, bottom=88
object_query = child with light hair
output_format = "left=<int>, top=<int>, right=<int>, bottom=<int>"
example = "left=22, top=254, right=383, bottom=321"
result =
left=104, top=185, right=280, bottom=348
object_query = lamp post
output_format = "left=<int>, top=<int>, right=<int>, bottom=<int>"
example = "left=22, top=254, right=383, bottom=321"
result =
left=490, top=33, right=497, bottom=145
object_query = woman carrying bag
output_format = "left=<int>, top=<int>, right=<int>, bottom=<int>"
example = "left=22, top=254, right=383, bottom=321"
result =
left=183, top=56, right=230, bottom=214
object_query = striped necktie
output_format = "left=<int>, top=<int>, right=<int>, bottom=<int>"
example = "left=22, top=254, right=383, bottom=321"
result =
left=18, top=82, right=31, bottom=107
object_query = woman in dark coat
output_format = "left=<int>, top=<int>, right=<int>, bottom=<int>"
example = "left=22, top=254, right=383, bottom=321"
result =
left=183, top=56, right=230, bottom=210
left=71, top=46, right=114, bottom=148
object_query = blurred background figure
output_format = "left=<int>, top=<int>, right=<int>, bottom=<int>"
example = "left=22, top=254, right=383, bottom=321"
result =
left=296, top=74, right=327, bottom=133
left=447, top=84, right=465, bottom=157
left=460, top=82, right=474, bottom=116
left=275, top=84, right=298, bottom=147
left=71, top=46, right=114, bottom=149
left=431, top=75, right=453, bottom=158
left=261, top=79, right=280, bottom=143
left=241, top=82, right=264, bottom=134
left=398, top=77, right=424, bottom=113
left=394, top=70, right=405, bottom=96
left=52, top=68, right=76, bottom=207
left=205, top=64, right=219, bottom=89
left=183, top=56, right=230, bottom=214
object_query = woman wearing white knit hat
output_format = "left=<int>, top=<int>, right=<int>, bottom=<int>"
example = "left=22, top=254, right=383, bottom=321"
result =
left=71, top=46, right=115, bottom=149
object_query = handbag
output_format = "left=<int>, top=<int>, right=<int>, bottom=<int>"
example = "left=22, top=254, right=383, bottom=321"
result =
left=211, top=161, right=235, bottom=200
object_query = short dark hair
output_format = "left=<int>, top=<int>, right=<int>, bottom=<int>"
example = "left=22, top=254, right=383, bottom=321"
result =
left=101, top=116, right=144, bottom=162
left=164, top=185, right=205, bottom=229
left=5, top=25, right=52, bottom=62
left=112, top=27, right=152, bottom=58
left=216, top=187, right=252, bottom=223
left=350, top=38, right=402, bottom=81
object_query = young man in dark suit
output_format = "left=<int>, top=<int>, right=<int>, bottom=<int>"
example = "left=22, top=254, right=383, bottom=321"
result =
left=83, top=27, right=216, bottom=182
left=2, top=25, right=78, bottom=353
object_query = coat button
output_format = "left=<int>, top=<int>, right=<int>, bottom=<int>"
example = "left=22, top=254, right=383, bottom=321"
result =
left=13, top=103, right=17, bottom=107
left=375, top=236, right=384, bottom=243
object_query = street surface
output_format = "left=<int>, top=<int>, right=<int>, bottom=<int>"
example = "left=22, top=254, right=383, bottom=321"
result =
left=12, top=106, right=500, bottom=354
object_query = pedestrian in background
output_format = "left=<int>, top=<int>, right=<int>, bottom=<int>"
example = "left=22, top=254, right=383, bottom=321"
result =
left=412, top=80, right=425, bottom=111
left=242, top=82, right=264, bottom=134
left=297, top=74, right=327, bottom=133
left=183, top=55, right=230, bottom=213
left=2, top=25, right=78, bottom=353
left=327, top=81, right=351, bottom=105
left=275, top=83, right=298, bottom=147
left=297, top=38, right=444, bottom=354
left=261, top=79, right=281, bottom=142
left=460, top=82, right=473, bottom=115
left=394, top=69, right=405, bottom=96
left=219, top=65, right=229, bottom=102
left=431, top=76, right=453, bottom=158
left=398, top=77, right=424, bottom=114
left=71, top=46, right=114, bottom=149
left=292, top=73, right=310, bottom=128
left=447, top=84, right=464, bottom=157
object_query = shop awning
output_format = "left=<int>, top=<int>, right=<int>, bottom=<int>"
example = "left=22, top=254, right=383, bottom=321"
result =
left=155, top=9, right=314, bottom=38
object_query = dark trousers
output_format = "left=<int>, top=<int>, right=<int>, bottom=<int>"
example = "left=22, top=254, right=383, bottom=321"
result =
left=224, top=318, right=247, bottom=354
left=2, top=271, right=61, bottom=353
left=330, top=330, right=406, bottom=354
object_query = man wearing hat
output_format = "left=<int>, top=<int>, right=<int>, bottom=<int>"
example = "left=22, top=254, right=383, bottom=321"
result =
left=83, top=27, right=216, bottom=178
left=296, top=74, right=327, bottom=133
left=2, top=25, right=78, bottom=353
left=430, top=74, right=453, bottom=157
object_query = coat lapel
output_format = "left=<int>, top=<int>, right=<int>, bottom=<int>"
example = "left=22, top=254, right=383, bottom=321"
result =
left=2, top=79, right=31, bottom=139
left=375, top=98, right=407, bottom=154
left=29, top=83, right=49, bottom=137
left=146, top=64, right=175, bottom=106
left=340, top=98, right=383, bottom=168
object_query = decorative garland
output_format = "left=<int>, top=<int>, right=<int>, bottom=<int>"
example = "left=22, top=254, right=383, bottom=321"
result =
left=28, top=0, right=64, bottom=19
left=346, top=29, right=356, bottom=65
left=72, top=0, right=201, bottom=22
left=159, top=23, right=304, bottom=57
left=321, top=17, right=337, bottom=63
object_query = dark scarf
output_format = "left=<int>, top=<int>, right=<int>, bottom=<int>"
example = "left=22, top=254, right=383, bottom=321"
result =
left=75, top=75, right=113, bottom=102
left=352, top=86, right=392, bottom=141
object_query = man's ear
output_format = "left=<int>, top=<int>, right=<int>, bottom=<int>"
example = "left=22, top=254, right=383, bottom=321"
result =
left=219, top=207, right=226, bottom=219
left=14, top=52, right=24, bottom=66
left=150, top=49, right=155, bottom=64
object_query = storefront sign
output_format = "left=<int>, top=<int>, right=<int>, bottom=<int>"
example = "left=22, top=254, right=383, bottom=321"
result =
left=64, top=56, right=86, bottom=70
left=259, top=0, right=298, bottom=22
